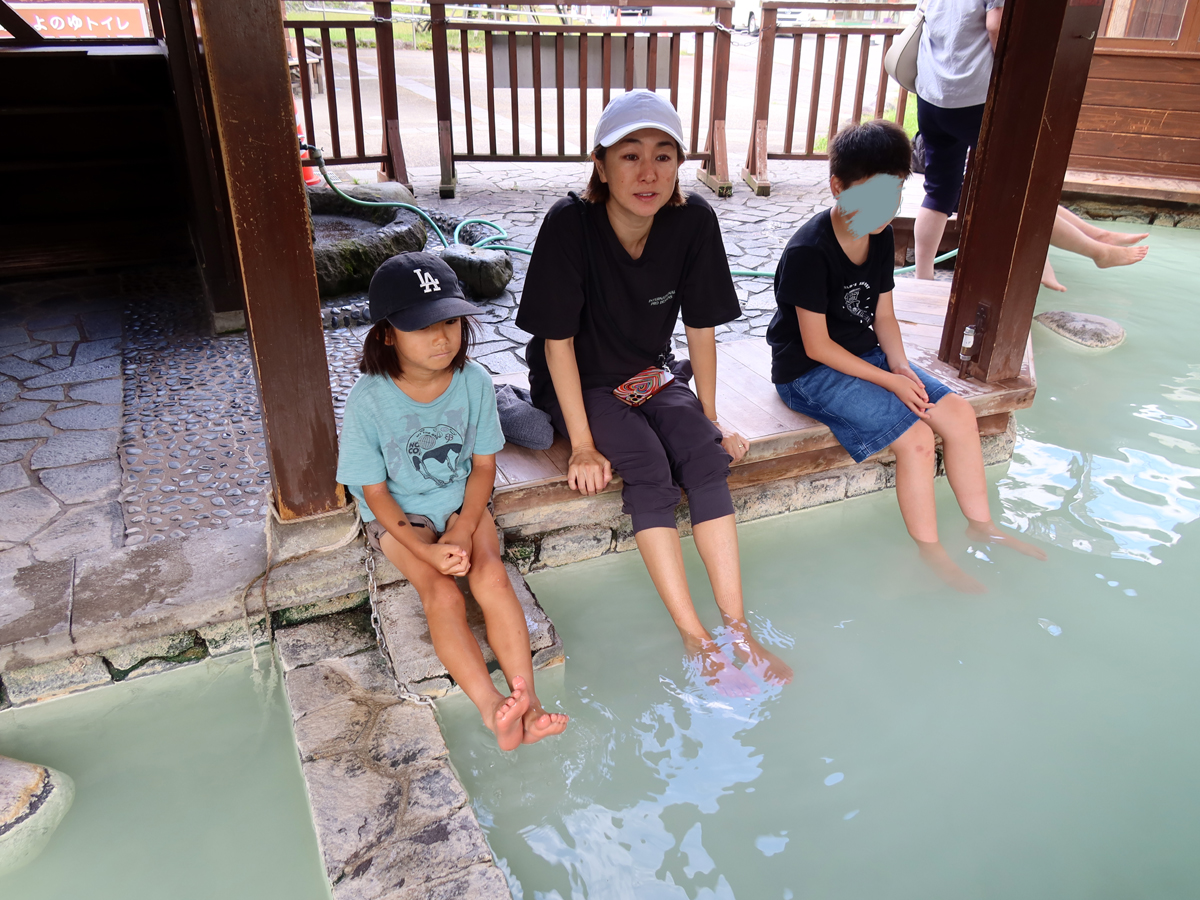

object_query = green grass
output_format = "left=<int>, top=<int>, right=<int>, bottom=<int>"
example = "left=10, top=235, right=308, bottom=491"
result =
left=811, top=98, right=919, bottom=153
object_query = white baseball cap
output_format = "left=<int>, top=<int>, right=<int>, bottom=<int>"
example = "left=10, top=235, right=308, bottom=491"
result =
left=593, top=90, right=686, bottom=151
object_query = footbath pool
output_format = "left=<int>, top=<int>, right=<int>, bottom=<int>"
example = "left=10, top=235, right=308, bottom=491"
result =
left=437, top=221, right=1200, bottom=899
left=0, top=652, right=331, bottom=899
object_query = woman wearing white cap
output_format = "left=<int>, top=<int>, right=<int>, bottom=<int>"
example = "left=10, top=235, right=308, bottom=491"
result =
left=517, top=90, right=792, bottom=695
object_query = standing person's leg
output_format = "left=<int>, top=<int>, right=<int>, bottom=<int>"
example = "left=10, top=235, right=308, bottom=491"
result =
left=915, top=98, right=984, bottom=280
left=377, top=527, right=529, bottom=750
left=641, top=382, right=792, bottom=685
left=458, top=507, right=569, bottom=744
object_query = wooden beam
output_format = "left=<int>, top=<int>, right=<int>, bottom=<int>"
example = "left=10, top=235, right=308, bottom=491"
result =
left=192, top=0, right=344, bottom=519
left=0, top=1, right=43, bottom=43
left=158, top=0, right=245, bottom=318
left=940, top=0, right=1105, bottom=382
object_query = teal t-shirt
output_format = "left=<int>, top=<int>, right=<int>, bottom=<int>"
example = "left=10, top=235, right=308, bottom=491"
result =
left=336, top=360, right=505, bottom=531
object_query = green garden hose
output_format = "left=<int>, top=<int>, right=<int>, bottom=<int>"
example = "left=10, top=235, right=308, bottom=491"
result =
left=303, top=143, right=959, bottom=277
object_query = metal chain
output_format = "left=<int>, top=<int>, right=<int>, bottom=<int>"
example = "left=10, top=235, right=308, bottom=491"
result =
left=365, top=551, right=435, bottom=707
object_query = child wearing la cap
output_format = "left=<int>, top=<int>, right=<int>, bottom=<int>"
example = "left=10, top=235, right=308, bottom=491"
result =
left=338, top=251, right=568, bottom=750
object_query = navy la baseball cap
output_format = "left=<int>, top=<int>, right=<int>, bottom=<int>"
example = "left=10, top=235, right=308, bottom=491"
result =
left=368, top=252, right=479, bottom=331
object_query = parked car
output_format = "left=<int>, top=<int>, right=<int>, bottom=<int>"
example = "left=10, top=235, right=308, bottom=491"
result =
left=740, top=2, right=814, bottom=36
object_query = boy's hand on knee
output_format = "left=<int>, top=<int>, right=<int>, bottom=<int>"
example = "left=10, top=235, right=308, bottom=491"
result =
left=421, top=542, right=470, bottom=576
left=887, top=372, right=933, bottom=419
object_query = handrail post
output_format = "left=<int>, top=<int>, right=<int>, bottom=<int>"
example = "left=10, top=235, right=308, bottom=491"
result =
left=374, top=0, right=411, bottom=189
left=430, top=0, right=457, bottom=197
left=742, top=5, right=777, bottom=196
left=696, top=4, right=733, bottom=197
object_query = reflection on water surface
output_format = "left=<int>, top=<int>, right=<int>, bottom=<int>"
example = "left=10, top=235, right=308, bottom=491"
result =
left=440, top=223, right=1200, bottom=899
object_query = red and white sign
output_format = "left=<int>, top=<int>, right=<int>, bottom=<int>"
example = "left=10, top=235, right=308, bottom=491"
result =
left=0, top=3, right=151, bottom=39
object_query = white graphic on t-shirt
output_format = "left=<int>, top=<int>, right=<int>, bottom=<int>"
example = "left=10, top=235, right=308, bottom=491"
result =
left=414, top=269, right=441, bottom=294
left=647, top=289, right=675, bottom=307
left=407, top=424, right=463, bottom=486
left=843, top=282, right=873, bottom=324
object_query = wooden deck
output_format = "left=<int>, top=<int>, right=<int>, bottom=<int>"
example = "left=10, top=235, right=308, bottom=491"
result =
left=491, top=277, right=1036, bottom=520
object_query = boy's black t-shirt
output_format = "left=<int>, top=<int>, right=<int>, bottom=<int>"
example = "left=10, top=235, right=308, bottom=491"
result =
left=767, top=208, right=896, bottom=384
left=516, top=193, right=741, bottom=408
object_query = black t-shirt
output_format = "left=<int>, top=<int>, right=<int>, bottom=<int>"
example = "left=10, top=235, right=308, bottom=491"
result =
left=766, top=208, right=896, bottom=383
left=516, top=193, right=741, bottom=407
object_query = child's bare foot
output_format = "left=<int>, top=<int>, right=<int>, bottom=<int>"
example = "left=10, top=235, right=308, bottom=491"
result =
left=1095, top=243, right=1149, bottom=269
left=484, top=677, right=530, bottom=751
left=724, top=622, right=794, bottom=686
left=522, top=703, right=569, bottom=744
left=1096, top=230, right=1148, bottom=246
left=916, top=539, right=987, bottom=594
left=1041, top=259, right=1067, bottom=292
left=966, top=520, right=1048, bottom=561
left=685, top=639, right=760, bottom=697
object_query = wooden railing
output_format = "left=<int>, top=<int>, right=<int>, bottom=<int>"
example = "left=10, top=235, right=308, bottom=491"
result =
left=430, top=0, right=734, bottom=198
left=742, top=1, right=916, bottom=196
left=284, top=1, right=410, bottom=186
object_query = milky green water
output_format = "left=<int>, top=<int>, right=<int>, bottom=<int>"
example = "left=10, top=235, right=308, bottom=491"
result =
left=0, top=652, right=331, bottom=900
left=438, top=222, right=1200, bottom=899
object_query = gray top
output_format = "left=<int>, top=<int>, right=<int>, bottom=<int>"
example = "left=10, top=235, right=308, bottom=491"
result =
left=915, top=0, right=1004, bottom=109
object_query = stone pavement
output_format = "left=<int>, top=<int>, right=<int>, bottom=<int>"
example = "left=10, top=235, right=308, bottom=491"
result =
left=1, top=277, right=127, bottom=575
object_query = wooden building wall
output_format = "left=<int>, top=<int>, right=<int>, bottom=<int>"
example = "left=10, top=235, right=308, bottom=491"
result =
left=1067, top=0, right=1200, bottom=198
left=1070, top=52, right=1200, bottom=183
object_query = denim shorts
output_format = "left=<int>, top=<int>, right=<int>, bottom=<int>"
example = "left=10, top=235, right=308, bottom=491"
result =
left=775, top=346, right=954, bottom=463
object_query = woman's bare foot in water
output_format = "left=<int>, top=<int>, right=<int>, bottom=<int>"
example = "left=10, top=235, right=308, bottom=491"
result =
left=684, top=637, right=760, bottom=697
left=1041, top=259, right=1067, bottom=292
left=1095, top=229, right=1148, bottom=247
left=966, top=519, right=1048, bottom=561
left=522, top=694, right=570, bottom=745
left=723, top=619, right=794, bottom=686
left=484, top=678, right=530, bottom=751
left=916, top=539, right=987, bottom=594
left=1094, top=242, right=1149, bottom=269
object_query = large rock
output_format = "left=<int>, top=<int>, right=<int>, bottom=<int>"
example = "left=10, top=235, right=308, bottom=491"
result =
left=308, top=182, right=419, bottom=226
left=1035, top=311, right=1126, bottom=348
left=0, top=756, right=76, bottom=874
left=436, top=245, right=513, bottom=299
left=308, top=183, right=427, bottom=298
left=313, top=215, right=428, bottom=298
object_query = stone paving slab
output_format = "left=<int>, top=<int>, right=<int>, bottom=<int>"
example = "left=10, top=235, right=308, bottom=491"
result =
left=280, top=618, right=513, bottom=900
left=375, top=561, right=563, bottom=696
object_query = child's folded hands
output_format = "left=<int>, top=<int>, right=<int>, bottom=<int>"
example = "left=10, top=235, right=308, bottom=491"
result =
left=423, top=542, right=470, bottom=576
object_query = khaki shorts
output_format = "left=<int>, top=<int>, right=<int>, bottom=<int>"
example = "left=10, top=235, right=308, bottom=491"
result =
left=364, top=514, right=440, bottom=551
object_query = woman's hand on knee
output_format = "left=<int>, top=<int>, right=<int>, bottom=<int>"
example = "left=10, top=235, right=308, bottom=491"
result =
left=567, top=445, right=612, bottom=496
left=716, top=422, right=749, bottom=463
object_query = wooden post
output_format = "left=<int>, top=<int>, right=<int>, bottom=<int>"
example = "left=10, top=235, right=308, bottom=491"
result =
left=192, top=0, right=344, bottom=519
left=430, top=1, right=457, bottom=197
left=939, top=0, right=1105, bottom=382
left=696, top=4, right=733, bottom=197
left=158, top=0, right=245, bottom=324
left=742, top=6, right=777, bottom=197
left=373, top=0, right=411, bottom=189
